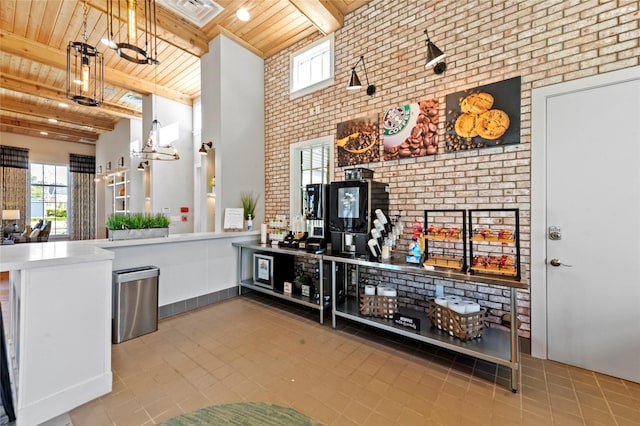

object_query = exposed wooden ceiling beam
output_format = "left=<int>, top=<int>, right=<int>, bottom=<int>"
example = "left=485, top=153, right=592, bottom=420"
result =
left=288, top=0, right=343, bottom=35
left=0, top=29, right=193, bottom=106
left=84, top=0, right=209, bottom=58
left=0, top=116, right=99, bottom=142
left=0, top=74, right=140, bottom=119
left=0, top=98, right=116, bottom=132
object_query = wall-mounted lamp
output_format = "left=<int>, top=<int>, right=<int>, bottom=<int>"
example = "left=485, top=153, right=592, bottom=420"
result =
left=347, top=56, right=376, bottom=96
left=424, top=28, right=446, bottom=74
left=137, top=160, right=149, bottom=171
left=116, top=156, right=128, bottom=175
left=199, top=141, right=213, bottom=156
left=94, top=165, right=103, bottom=182
left=104, top=161, right=112, bottom=180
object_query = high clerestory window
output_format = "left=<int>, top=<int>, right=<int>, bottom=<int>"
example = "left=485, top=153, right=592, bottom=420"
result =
left=290, top=34, right=334, bottom=98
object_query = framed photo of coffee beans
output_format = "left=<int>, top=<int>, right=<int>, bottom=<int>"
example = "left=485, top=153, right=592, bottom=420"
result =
left=445, top=76, right=521, bottom=152
left=336, top=115, right=380, bottom=167
left=383, top=98, right=439, bottom=160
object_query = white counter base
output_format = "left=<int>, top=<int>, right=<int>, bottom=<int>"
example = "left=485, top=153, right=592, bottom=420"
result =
left=0, top=242, right=114, bottom=426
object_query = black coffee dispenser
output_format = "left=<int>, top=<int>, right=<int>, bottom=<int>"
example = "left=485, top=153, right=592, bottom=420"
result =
left=328, top=168, right=389, bottom=257
left=303, top=183, right=329, bottom=253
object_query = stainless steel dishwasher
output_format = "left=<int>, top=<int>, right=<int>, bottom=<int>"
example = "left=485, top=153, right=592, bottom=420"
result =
left=112, top=266, right=159, bottom=344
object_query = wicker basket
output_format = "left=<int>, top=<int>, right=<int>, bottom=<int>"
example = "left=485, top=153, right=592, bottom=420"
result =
left=360, top=294, right=398, bottom=318
left=427, top=299, right=486, bottom=341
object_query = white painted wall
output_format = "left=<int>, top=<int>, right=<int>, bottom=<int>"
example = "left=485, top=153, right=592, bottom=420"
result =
left=201, top=34, right=265, bottom=231
left=0, top=133, right=95, bottom=163
left=95, top=119, right=141, bottom=238
left=143, top=94, right=194, bottom=234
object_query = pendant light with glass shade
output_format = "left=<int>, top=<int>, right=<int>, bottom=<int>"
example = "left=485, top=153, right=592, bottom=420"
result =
left=66, top=0, right=104, bottom=107
left=131, top=117, right=180, bottom=161
left=131, top=66, right=180, bottom=161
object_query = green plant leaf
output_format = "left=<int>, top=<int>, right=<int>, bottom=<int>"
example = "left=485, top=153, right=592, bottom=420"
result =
left=106, top=213, right=170, bottom=230
left=240, top=192, right=260, bottom=219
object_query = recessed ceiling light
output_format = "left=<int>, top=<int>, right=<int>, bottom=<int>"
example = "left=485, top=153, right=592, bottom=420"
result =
left=58, top=102, right=69, bottom=108
left=48, top=118, right=58, bottom=123
left=236, top=7, right=250, bottom=21
left=40, top=131, right=48, bottom=135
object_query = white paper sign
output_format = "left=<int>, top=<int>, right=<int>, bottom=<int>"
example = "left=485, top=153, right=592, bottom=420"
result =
left=224, top=208, right=244, bottom=230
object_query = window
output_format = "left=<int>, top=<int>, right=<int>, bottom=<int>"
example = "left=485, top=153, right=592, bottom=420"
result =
left=289, top=136, right=333, bottom=219
left=30, top=163, right=68, bottom=235
left=290, top=35, right=334, bottom=98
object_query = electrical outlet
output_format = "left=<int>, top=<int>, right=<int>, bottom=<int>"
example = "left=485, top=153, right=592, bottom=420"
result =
left=436, top=284, right=444, bottom=297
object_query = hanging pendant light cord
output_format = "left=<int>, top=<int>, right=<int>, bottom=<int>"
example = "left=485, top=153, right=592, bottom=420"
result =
left=81, top=1, right=89, bottom=44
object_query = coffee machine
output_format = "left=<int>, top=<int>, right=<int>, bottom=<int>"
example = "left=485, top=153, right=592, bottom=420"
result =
left=328, top=168, right=389, bottom=257
left=303, top=183, right=329, bottom=253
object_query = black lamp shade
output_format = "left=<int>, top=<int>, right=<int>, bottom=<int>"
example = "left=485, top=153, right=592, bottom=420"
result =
left=347, top=69, right=362, bottom=90
left=426, top=41, right=445, bottom=68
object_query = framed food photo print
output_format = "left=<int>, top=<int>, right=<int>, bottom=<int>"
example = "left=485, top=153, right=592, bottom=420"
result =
left=444, top=76, right=521, bottom=152
left=383, top=98, right=439, bottom=160
left=336, top=114, right=380, bottom=167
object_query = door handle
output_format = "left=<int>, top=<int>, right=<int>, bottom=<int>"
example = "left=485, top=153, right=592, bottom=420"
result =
left=549, top=258, right=572, bottom=267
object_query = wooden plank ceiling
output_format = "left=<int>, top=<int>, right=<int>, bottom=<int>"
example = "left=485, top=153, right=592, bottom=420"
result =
left=0, top=0, right=370, bottom=144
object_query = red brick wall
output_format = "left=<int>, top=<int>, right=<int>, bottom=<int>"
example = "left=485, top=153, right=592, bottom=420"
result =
left=263, top=0, right=639, bottom=337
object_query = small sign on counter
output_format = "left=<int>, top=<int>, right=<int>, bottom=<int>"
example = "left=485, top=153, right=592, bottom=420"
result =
left=224, top=208, right=244, bottom=230
left=393, top=313, right=420, bottom=331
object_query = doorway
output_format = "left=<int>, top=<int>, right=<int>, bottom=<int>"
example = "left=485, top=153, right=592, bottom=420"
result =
left=531, top=66, right=640, bottom=382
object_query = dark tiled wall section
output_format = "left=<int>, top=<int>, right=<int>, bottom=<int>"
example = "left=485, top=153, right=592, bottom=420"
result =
left=158, top=287, right=239, bottom=319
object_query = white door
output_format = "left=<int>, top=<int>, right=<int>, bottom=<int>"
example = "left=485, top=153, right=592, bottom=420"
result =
left=544, top=72, right=640, bottom=382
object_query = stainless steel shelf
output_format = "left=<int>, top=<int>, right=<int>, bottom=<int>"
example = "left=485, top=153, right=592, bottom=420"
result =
left=234, top=242, right=329, bottom=324
left=239, top=279, right=326, bottom=311
left=335, top=299, right=513, bottom=368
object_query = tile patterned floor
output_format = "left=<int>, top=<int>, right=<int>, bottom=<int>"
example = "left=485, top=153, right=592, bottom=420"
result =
left=65, top=292, right=640, bottom=425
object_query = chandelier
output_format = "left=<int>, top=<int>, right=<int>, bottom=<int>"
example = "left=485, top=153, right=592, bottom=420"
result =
left=106, top=0, right=160, bottom=65
left=66, top=1, right=104, bottom=106
left=131, top=118, right=180, bottom=161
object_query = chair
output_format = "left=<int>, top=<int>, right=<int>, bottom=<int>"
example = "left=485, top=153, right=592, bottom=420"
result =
left=11, top=220, right=50, bottom=243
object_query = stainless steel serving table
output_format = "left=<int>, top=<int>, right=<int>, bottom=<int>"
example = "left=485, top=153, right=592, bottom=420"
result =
left=325, top=253, right=527, bottom=393
left=232, top=242, right=328, bottom=324
left=232, top=241, right=527, bottom=392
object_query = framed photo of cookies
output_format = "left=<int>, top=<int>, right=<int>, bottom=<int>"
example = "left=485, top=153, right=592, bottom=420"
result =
left=444, top=76, right=521, bottom=152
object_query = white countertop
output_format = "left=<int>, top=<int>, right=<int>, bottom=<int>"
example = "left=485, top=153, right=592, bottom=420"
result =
left=0, top=241, right=115, bottom=271
left=0, top=231, right=260, bottom=271
left=95, top=230, right=259, bottom=248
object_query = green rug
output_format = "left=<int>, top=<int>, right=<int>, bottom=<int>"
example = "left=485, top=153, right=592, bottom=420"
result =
left=159, top=402, right=324, bottom=426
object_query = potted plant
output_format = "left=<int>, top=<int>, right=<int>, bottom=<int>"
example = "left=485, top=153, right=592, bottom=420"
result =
left=106, top=213, right=170, bottom=241
left=240, top=191, right=260, bottom=220
left=293, top=264, right=314, bottom=297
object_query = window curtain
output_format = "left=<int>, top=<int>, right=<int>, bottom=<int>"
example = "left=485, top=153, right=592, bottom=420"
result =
left=69, top=154, right=96, bottom=240
left=0, top=146, right=29, bottom=235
